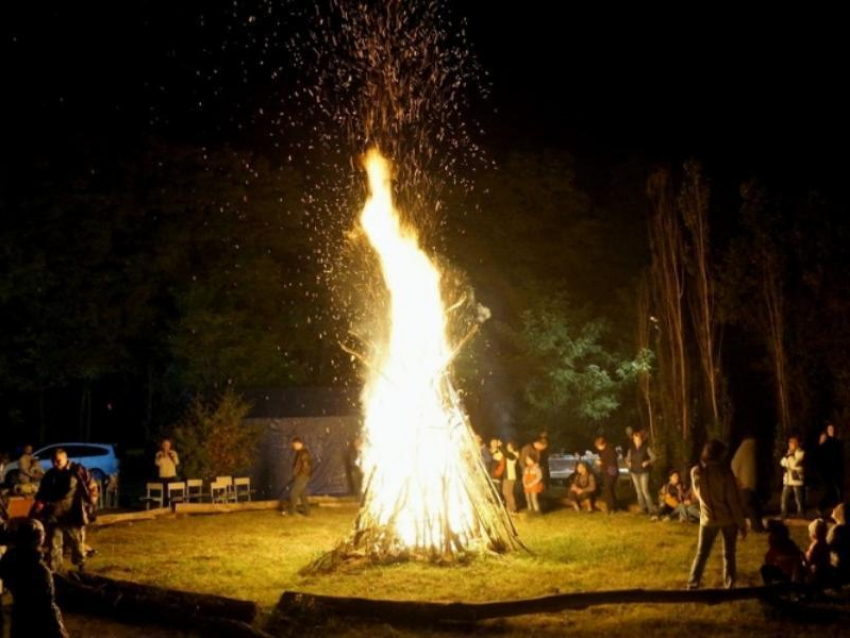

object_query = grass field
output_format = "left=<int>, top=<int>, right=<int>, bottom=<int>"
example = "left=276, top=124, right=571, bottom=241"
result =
left=85, top=505, right=843, bottom=637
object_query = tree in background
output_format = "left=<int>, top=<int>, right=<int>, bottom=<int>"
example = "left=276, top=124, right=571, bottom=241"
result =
left=171, top=388, right=258, bottom=480
left=518, top=295, right=649, bottom=450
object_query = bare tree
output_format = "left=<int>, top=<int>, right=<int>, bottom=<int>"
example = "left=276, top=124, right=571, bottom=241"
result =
left=647, top=169, right=691, bottom=445
left=679, top=161, right=724, bottom=436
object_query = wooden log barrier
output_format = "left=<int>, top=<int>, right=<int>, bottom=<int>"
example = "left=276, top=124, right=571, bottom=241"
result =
left=55, top=572, right=268, bottom=637
left=278, top=583, right=801, bottom=624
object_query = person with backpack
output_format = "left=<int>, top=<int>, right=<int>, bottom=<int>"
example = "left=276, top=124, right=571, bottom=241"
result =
left=31, top=448, right=94, bottom=572
left=780, top=434, right=806, bottom=520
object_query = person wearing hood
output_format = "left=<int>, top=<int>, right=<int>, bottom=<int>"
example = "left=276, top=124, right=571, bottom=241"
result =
left=687, top=440, right=747, bottom=589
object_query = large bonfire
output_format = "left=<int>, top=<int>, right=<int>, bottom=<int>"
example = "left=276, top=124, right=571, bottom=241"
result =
left=314, top=149, right=519, bottom=567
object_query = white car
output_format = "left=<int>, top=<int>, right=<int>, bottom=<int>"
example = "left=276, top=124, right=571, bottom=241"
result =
left=2, top=442, right=119, bottom=485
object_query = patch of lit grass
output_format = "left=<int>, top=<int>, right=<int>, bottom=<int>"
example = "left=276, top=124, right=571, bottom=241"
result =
left=88, top=507, right=832, bottom=637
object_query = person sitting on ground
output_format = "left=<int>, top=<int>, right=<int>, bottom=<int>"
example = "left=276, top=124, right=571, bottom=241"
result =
left=655, top=470, right=685, bottom=521
left=805, top=518, right=832, bottom=587
left=827, top=502, right=850, bottom=584
left=522, top=454, right=543, bottom=514
left=16, top=445, right=44, bottom=493
left=566, top=461, right=596, bottom=512
left=760, top=519, right=805, bottom=585
left=0, top=518, right=69, bottom=638
left=677, top=481, right=701, bottom=524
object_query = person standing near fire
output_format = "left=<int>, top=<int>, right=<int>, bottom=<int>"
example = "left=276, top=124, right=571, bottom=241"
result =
left=285, top=437, right=312, bottom=517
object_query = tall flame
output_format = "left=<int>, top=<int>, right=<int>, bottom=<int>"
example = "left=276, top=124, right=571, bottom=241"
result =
left=354, top=149, right=508, bottom=555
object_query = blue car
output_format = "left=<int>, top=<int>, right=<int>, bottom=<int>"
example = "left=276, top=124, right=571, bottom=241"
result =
left=3, top=442, right=120, bottom=485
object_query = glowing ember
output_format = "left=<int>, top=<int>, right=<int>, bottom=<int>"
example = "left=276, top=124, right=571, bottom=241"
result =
left=346, top=149, right=518, bottom=557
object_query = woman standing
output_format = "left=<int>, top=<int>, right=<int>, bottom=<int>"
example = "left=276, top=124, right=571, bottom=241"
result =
left=688, top=440, right=747, bottom=589
left=626, top=430, right=657, bottom=515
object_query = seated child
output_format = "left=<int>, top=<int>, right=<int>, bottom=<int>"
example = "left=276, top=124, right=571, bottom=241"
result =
left=761, top=519, right=805, bottom=584
left=827, top=502, right=850, bottom=584
left=805, top=518, right=832, bottom=587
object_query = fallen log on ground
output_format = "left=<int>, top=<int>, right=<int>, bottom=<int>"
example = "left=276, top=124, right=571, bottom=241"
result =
left=56, top=572, right=268, bottom=637
left=92, top=507, right=171, bottom=526
left=278, top=584, right=801, bottom=624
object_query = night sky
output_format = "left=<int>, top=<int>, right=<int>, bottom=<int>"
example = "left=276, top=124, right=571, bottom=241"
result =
left=6, top=2, right=847, bottom=192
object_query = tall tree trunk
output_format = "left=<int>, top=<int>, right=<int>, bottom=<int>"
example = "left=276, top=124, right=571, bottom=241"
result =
left=679, top=161, right=723, bottom=436
left=648, top=169, right=690, bottom=453
left=636, top=275, right=655, bottom=441
left=763, top=255, right=790, bottom=435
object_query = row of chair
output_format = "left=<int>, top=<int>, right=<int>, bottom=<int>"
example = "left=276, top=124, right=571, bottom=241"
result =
left=143, top=476, right=252, bottom=509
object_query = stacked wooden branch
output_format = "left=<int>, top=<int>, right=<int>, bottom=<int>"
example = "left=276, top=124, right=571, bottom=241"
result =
left=55, top=572, right=269, bottom=637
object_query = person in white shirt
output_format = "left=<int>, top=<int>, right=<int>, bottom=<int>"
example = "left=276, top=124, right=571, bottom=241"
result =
left=780, top=435, right=805, bottom=519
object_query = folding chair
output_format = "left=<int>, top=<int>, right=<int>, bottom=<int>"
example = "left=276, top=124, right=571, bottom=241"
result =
left=143, top=483, right=164, bottom=510
left=234, top=477, right=252, bottom=502
left=186, top=479, right=204, bottom=503
left=215, top=476, right=236, bottom=503
left=167, top=481, right=186, bottom=505
left=210, top=480, right=229, bottom=504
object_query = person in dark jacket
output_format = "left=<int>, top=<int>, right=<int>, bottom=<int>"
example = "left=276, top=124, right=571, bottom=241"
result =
left=818, top=423, right=845, bottom=514
left=626, top=430, right=657, bottom=515
left=285, top=437, right=312, bottom=517
left=0, top=518, right=69, bottom=638
left=31, top=449, right=92, bottom=572
left=594, top=436, right=620, bottom=513
left=687, top=440, right=747, bottom=589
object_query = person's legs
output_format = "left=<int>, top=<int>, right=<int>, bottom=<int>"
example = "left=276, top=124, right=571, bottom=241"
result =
left=781, top=485, right=791, bottom=519
left=64, top=526, right=86, bottom=570
left=502, top=479, right=516, bottom=512
left=290, top=476, right=309, bottom=515
left=299, top=478, right=311, bottom=516
left=741, top=488, right=765, bottom=531
left=603, top=473, right=617, bottom=512
left=793, top=486, right=804, bottom=517
left=688, top=525, right=720, bottom=589
left=720, top=524, right=738, bottom=589
left=631, top=474, right=646, bottom=512
left=528, top=492, right=539, bottom=513
left=46, top=524, right=64, bottom=572
left=582, top=497, right=594, bottom=512
left=686, top=503, right=701, bottom=523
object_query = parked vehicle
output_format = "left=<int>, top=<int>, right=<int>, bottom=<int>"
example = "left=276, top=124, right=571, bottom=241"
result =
left=2, top=443, right=119, bottom=486
left=548, top=450, right=629, bottom=484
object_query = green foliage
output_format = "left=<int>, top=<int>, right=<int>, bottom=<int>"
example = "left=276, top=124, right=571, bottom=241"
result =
left=171, top=388, right=258, bottom=480
left=519, top=296, right=649, bottom=444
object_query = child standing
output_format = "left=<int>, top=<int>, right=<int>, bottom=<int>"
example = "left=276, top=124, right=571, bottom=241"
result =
left=523, top=455, right=544, bottom=514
